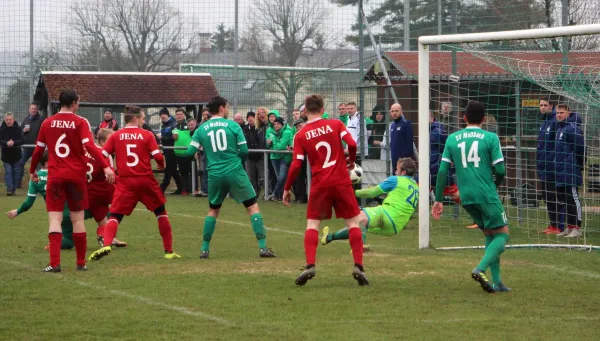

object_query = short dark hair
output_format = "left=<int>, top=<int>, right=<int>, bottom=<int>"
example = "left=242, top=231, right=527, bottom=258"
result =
left=346, top=101, right=357, bottom=107
left=175, top=107, right=186, bottom=115
left=556, top=104, right=570, bottom=111
left=30, top=102, right=38, bottom=108
left=539, top=97, right=551, bottom=104
left=207, top=96, right=228, bottom=114
left=465, top=101, right=486, bottom=124
left=398, top=158, right=417, bottom=176
left=305, top=94, right=324, bottom=114
left=246, top=111, right=256, bottom=119
left=124, top=105, right=142, bottom=123
left=59, top=88, right=79, bottom=108
left=40, top=151, right=49, bottom=166
left=187, top=117, right=196, bottom=123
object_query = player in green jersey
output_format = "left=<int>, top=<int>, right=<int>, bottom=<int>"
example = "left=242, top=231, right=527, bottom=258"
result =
left=432, top=101, right=510, bottom=294
left=321, top=158, right=418, bottom=251
left=184, top=96, right=276, bottom=259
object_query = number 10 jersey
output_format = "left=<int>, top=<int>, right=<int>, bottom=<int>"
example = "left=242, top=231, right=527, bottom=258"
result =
left=191, top=117, right=247, bottom=177
left=441, top=126, right=504, bottom=205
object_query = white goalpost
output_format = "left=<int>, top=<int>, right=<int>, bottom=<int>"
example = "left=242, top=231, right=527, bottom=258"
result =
left=417, top=23, right=600, bottom=250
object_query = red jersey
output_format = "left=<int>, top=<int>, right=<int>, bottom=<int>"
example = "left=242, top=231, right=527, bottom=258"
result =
left=102, top=126, right=161, bottom=178
left=86, top=144, right=114, bottom=184
left=291, top=119, right=354, bottom=190
left=33, top=112, right=107, bottom=183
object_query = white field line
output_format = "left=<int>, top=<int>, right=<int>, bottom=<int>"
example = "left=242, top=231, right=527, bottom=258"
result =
left=1, top=259, right=233, bottom=326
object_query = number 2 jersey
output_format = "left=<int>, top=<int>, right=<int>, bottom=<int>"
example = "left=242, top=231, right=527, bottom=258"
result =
left=289, top=118, right=355, bottom=190
left=190, top=117, right=246, bottom=177
left=102, top=126, right=162, bottom=178
left=31, top=112, right=108, bottom=183
left=441, top=126, right=504, bottom=205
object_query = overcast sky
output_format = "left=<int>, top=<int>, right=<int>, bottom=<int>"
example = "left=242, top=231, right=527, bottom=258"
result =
left=0, top=0, right=360, bottom=54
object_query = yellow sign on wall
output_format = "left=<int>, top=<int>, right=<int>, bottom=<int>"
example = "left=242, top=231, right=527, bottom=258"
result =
left=522, top=99, right=540, bottom=107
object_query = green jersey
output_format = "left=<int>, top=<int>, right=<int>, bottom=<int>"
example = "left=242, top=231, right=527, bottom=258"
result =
left=17, top=169, right=48, bottom=215
left=190, top=117, right=246, bottom=177
left=378, top=175, right=419, bottom=217
left=441, top=126, right=504, bottom=205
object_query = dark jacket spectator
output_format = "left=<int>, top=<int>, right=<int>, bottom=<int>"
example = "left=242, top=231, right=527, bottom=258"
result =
left=142, top=123, right=160, bottom=144
left=430, top=117, right=448, bottom=177
left=0, top=117, right=25, bottom=163
left=21, top=104, right=44, bottom=145
left=536, top=106, right=557, bottom=181
left=243, top=112, right=266, bottom=161
left=388, top=115, right=414, bottom=168
left=94, top=109, right=119, bottom=137
left=368, top=109, right=386, bottom=160
left=160, top=109, right=178, bottom=147
left=555, top=112, right=585, bottom=187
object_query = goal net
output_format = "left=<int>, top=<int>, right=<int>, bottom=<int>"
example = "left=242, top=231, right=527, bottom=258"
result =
left=417, top=24, right=600, bottom=251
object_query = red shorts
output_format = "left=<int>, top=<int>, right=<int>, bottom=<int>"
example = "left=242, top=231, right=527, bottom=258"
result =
left=443, top=184, right=459, bottom=196
left=306, top=184, right=360, bottom=220
left=88, top=183, right=115, bottom=222
left=46, top=178, right=88, bottom=212
left=110, top=177, right=165, bottom=216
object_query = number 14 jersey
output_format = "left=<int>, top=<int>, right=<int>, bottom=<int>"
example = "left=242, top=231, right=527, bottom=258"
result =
left=292, top=118, right=353, bottom=190
left=441, top=126, right=504, bottom=205
left=191, top=117, right=246, bottom=177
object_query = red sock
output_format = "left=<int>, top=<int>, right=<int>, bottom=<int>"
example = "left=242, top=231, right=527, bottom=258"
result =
left=157, top=214, right=173, bottom=253
left=72, top=232, right=87, bottom=266
left=48, top=233, right=62, bottom=267
left=348, top=227, right=363, bottom=267
left=96, top=225, right=105, bottom=237
left=103, top=219, right=119, bottom=247
left=303, top=229, right=319, bottom=266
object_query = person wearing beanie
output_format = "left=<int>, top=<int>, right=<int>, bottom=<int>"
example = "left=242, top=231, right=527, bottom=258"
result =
left=267, top=116, right=293, bottom=201
left=158, top=107, right=182, bottom=194
left=94, top=108, right=119, bottom=137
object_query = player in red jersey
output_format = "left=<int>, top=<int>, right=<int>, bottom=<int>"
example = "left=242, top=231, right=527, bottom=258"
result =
left=29, top=88, right=115, bottom=272
left=88, top=105, right=181, bottom=261
left=283, top=94, right=368, bottom=286
left=87, top=128, right=127, bottom=247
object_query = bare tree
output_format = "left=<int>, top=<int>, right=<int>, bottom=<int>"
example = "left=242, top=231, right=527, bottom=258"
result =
left=71, top=0, right=194, bottom=71
left=568, top=0, right=600, bottom=50
left=244, top=0, right=330, bottom=118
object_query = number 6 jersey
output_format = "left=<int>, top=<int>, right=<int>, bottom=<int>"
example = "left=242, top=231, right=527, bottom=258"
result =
left=31, top=112, right=108, bottom=182
left=190, top=116, right=247, bottom=177
left=441, top=126, right=505, bottom=205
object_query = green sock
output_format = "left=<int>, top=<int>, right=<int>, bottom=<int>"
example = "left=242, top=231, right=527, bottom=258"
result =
left=477, top=233, right=509, bottom=271
left=328, top=227, right=349, bottom=242
left=250, top=213, right=267, bottom=249
left=202, top=216, right=217, bottom=252
left=61, top=219, right=74, bottom=249
left=361, top=224, right=368, bottom=244
left=483, top=235, right=501, bottom=283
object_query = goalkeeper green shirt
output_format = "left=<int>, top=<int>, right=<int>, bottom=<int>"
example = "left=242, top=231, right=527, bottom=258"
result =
left=378, top=175, right=419, bottom=217
left=441, top=126, right=504, bottom=205
left=190, top=117, right=247, bottom=177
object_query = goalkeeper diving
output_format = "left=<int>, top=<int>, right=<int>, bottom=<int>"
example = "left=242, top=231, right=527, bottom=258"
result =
left=321, top=158, right=418, bottom=250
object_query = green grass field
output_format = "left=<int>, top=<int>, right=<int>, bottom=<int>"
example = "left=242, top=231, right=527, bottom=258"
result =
left=1, top=188, right=600, bottom=341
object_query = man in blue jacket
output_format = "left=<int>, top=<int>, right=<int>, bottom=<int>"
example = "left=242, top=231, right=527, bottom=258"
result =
left=159, top=107, right=183, bottom=194
left=537, top=98, right=563, bottom=234
left=554, top=104, right=585, bottom=238
left=381, top=103, right=414, bottom=173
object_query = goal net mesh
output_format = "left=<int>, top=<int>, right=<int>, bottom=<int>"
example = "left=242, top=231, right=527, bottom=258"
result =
left=423, top=37, right=600, bottom=250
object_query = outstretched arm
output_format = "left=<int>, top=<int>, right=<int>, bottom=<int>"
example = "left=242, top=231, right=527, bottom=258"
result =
left=355, top=186, right=385, bottom=198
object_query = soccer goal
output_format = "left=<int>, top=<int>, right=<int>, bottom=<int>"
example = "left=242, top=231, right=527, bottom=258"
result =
left=417, top=24, right=600, bottom=251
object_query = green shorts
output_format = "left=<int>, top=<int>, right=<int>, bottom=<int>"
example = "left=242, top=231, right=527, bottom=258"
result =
left=208, top=169, right=256, bottom=206
left=361, top=206, right=410, bottom=236
left=462, top=202, right=507, bottom=229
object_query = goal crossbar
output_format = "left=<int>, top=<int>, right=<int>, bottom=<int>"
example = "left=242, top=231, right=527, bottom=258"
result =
left=417, top=24, right=600, bottom=250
